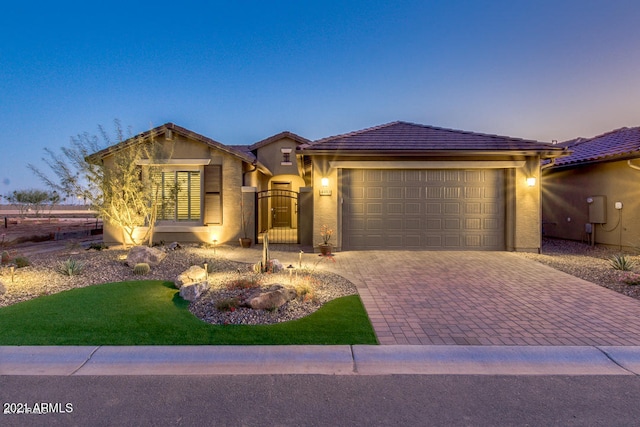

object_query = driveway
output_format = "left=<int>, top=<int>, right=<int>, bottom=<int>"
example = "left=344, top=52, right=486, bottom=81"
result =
left=217, top=247, right=640, bottom=346
left=316, top=251, right=640, bottom=346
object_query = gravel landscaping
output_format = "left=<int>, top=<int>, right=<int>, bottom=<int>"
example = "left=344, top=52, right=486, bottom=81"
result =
left=1, top=237, right=639, bottom=326
left=515, top=238, right=640, bottom=300
left=0, top=242, right=357, bottom=325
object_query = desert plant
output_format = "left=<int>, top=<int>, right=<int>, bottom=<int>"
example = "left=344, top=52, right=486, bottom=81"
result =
left=88, top=242, right=109, bottom=251
left=621, top=272, right=640, bottom=286
left=57, top=258, right=85, bottom=276
left=14, top=256, right=30, bottom=268
left=133, top=263, right=151, bottom=275
left=226, top=274, right=262, bottom=290
left=320, top=224, right=334, bottom=245
left=610, top=254, right=635, bottom=271
left=215, top=297, right=239, bottom=312
left=1, top=251, right=10, bottom=264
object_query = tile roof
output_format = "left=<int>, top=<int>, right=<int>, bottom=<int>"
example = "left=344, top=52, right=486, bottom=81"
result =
left=249, top=131, right=311, bottom=151
left=88, top=123, right=257, bottom=165
left=300, top=121, right=565, bottom=156
left=552, top=126, right=640, bottom=167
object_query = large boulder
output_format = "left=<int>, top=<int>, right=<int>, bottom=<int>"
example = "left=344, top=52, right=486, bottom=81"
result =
left=179, top=281, right=209, bottom=302
left=249, top=285, right=297, bottom=310
left=174, top=265, right=208, bottom=289
left=126, top=246, right=166, bottom=267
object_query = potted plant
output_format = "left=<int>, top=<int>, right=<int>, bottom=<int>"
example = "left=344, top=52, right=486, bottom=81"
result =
left=318, top=224, right=333, bottom=255
left=239, top=197, right=252, bottom=248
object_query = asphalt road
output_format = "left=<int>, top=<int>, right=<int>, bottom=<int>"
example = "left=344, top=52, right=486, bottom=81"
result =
left=2, top=375, right=640, bottom=426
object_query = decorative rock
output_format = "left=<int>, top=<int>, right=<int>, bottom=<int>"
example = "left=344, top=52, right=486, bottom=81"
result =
left=270, top=259, right=284, bottom=273
left=126, top=246, right=167, bottom=267
left=174, top=265, right=208, bottom=289
left=249, top=285, right=297, bottom=310
left=180, top=281, right=209, bottom=302
left=167, top=241, right=182, bottom=251
left=0, top=280, right=5, bottom=295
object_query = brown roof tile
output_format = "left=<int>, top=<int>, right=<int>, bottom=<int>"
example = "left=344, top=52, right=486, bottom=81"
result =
left=300, top=121, right=564, bottom=155
left=553, top=127, right=640, bottom=167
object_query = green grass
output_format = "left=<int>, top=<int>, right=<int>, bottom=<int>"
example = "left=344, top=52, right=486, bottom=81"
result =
left=0, top=281, right=378, bottom=345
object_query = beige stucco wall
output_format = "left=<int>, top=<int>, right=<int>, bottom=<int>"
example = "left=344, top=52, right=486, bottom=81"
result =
left=102, top=133, right=248, bottom=246
left=256, top=137, right=302, bottom=177
left=510, top=157, right=542, bottom=252
left=542, top=159, right=640, bottom=249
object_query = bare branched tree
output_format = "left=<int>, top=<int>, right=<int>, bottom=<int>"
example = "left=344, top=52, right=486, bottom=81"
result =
left=28, top=120, right=172, bottom=246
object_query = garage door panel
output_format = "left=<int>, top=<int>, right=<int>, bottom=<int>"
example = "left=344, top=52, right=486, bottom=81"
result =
left=343, top=169, right=504, bottom=250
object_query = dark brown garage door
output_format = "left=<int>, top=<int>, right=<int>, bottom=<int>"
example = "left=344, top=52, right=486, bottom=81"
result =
left=342, top=169, right=505, bottom=250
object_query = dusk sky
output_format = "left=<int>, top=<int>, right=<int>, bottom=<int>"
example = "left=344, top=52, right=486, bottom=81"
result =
left=2, top=0, right=639, bottom=197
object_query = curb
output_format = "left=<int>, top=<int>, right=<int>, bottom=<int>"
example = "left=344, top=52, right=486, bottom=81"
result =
left=2, top=345, right=640, bottom=376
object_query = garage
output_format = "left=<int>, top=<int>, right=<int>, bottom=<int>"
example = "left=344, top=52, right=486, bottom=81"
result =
left=342, top=168, right=505, bottom=250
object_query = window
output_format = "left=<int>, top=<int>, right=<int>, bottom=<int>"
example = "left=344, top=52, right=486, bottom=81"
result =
left=281, top=148, right=293, bottom=165
left=151, top=170, right=201, bottom=221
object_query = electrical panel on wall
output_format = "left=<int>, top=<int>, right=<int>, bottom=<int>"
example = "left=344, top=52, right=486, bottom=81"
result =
left=587, top=195, right=606, bottom=224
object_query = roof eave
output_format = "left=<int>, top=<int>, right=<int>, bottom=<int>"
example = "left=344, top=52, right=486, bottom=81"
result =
left=298, top=149, right=567, bottom=159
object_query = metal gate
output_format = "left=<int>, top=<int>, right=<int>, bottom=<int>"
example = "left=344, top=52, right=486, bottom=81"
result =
left=256, top=189, right=300, bottom=244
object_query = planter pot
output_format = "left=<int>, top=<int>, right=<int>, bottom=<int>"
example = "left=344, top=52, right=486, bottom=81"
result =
left=239, top=238, right=252, bottom=248
left=318, top=244, right=332, bottom=256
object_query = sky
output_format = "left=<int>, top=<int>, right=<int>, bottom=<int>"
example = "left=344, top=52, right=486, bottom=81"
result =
left=1, top=0, right=640, bottom=197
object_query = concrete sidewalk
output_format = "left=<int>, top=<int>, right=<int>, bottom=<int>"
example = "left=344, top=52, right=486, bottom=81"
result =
left=2, top=345, right=640, bottom=376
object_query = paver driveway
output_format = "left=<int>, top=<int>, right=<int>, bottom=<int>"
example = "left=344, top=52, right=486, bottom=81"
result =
left=321, top=251, right=640, bottom=346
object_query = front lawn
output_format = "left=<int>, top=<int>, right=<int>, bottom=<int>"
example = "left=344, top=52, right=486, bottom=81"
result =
left=0, top=280, right=378, bottom=345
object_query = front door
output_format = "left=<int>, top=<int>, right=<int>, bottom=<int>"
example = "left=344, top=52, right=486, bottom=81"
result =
left=271, top=182, right=292, bottom=227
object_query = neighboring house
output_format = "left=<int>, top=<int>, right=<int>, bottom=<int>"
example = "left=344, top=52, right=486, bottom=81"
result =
left=542, top=127, right=640, bottom=250
left=90, top=121, right=566, bottom=252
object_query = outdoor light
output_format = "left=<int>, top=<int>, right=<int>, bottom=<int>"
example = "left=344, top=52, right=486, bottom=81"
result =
left=319, top=177, right=332, bottom=196
left=526, top=177, right=536, bottom=187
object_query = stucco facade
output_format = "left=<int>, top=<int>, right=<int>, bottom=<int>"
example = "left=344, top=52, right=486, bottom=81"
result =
left=542, top=159, right=640, bottom=249
left=92, top=121, right=562, bottom=252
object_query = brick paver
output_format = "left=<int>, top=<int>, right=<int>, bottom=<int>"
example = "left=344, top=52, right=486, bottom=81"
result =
left=321, top=251, right=640, bottom=346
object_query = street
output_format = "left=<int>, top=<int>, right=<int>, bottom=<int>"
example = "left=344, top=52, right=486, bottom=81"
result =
left=2, top=375, right=640, bottom=426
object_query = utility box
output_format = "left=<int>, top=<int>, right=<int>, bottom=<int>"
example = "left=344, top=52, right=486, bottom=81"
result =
left=587, top=195, right=606, bottom=224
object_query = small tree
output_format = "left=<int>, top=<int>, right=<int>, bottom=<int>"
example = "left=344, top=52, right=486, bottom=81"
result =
left=28, top=120, right=173, bottom=246
left=4, top=189, right=59, bottom=217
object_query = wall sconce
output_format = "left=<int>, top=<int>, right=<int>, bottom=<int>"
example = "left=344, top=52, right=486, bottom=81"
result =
left=526, top=177, right=536, bottom=187
left=319, top=177, right=332, bottom=196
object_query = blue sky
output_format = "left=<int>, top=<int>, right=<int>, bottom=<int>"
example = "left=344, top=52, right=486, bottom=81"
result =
left=2, top=0, right=639, bottom=196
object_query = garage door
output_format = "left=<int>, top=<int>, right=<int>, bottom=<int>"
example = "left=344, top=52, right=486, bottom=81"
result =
left=342, top=169, right=505, bottom=250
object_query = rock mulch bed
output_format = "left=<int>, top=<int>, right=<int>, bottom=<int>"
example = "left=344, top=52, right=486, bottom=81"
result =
left=515, top=238, right=640, bottom=300
left=0, top=244, right=357, bottom=325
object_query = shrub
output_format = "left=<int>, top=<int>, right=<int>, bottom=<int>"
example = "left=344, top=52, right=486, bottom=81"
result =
left=14, top=256, right=30, bottom=268
left=295, top=282, right=316, bottom=303
left=215, top=297, right=239, bottom=312
left=57, top=258, right=85, bottom=276
left=133, top=263, right=151, bottom=275
left=1, top=251, right=10, bottom=264
left=88, top=242, right=109, bottom=251
left=610, top=254, right=635, bottom=271
left=225, top=274, right=262, bottom=290
left=621, top=272, right=640, bottom=286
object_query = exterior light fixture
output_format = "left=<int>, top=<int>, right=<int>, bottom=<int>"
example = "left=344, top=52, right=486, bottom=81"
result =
left=319, top=177, right=332, bottom=196
left=526, top=177, right=536, bottom=187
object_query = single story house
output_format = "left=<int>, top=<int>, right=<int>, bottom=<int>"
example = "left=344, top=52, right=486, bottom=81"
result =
left=90, top=121, right=566, bottom=252
left=542, top=126, right=640, bottom=249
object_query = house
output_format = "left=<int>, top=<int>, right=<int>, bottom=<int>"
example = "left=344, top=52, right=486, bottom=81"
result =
left=90, top=121, right=566, bottom=252
left=541, top=127, right=640, bottom=249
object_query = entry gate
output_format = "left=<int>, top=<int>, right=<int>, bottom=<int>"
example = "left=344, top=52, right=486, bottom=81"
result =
left=256, top=189, right=300, bottom=244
